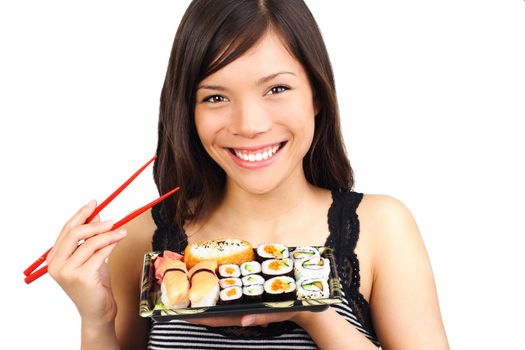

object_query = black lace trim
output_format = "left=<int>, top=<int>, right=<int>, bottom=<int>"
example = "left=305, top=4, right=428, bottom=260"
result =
left=326, top=190, right=378, bottom=341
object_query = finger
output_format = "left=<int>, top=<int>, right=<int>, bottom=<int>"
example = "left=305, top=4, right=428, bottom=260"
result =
left=49, top=219, right=114, bottom=265
left=50, top=200, right=97, bottom=260
left=240, top=312, right=296, bottom=327
left=90, top=214, right=101, bottom=224
left=187, top=315, right=244, bottom=327
left=80, top=240, right=121, bottom=275
left=65, top=229, right=127, bottom=269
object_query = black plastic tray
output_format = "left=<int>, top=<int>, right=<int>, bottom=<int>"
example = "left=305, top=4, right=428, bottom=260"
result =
left=139, top=247, right=343, bottom=321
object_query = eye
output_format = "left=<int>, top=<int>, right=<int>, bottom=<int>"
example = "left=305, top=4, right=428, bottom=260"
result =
left=203, top=95, right=227, bottom=103
left=267, top=85, right=290, bottom=95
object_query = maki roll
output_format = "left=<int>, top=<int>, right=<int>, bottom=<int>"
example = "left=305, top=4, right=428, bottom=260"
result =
left=219, top=286, right=243, bottom=304
left=219, top=277, right=242, bottom=289
left=263, top=276, right=297, bottom=301
left=290, top=247, right=320, bottom=262
left=256, top=243, right=289, bottom=260
left=240, top=261, right=262, bottom=276
left=294, top=256, right=330, bottom=280
left=261, top=258, right=294, bottom=278
left=296, top=277, right=329, bottom=299
left=241, top=274, right=265, bottom=286
left=242, top=284, right=264, bottom=302
left=218, top=264, right=241, bottom=278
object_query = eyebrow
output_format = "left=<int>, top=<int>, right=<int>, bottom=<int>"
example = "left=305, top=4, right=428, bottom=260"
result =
left=197, top=71, right=297, bottom=91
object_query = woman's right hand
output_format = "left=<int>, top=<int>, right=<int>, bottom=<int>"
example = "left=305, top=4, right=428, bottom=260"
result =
left=46, top=200, right=127, bottom=327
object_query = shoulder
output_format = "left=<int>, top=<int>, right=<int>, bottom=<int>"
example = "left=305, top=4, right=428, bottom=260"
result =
left=357, top=194, right=424, bottom=271
left=358, top=195, right=449, bottom=348
left=357, top=193, right=419, bottom=245
left=109, top=208, right=157, bottom=277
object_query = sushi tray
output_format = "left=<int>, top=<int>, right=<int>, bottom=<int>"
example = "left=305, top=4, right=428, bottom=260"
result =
left=139, top=240, right=344, bottom=320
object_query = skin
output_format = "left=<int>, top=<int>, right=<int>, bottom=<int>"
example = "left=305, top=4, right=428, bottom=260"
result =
left=47, top=29, right=449, bottom=349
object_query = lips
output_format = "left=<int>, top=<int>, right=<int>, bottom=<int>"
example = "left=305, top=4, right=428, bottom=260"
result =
left=228, top=142, right=286, bottom=163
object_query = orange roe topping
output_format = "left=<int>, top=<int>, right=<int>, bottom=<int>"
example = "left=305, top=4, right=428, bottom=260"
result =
left=225, top=266, right=235, bottom=274
left=271, top=279, right=289, bottom=292
left=226, top=279, right=235, bottom=285
left=226, top=288, right=237, bottom=297
left=264, top=245, right=280, bottom=257
left=269, top=260, right=282, bottom=270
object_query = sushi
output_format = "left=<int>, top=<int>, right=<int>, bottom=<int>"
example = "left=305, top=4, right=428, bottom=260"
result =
left=184, top=238, right=255, bottom=270
left=218, top=264, right=241, bottom=278
left=290, top=247, right=320, bottom=262
left=256, top=243, right=290, bottom=260
left=261, top=258, right=294, bottom=278
left=241, top=274, right=265, bottom=286
left=296, top=277, right=329, bottom=299
left=154, top=250, right=190, bottom=309
left=219, top=286, right=243, bottom=304
left=263, top=276, right=297, bottom=301
left=219, top=277, right=242, bottom=289
left=242, top=284, right=264, bottom=302
left=188, top=260, right=220, bottom=307
left=240, top=261, right=261, bottom=276
left=294, top=256, right=330, bottom=280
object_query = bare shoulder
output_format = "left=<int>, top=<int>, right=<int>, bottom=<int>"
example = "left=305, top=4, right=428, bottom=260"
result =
left=108, top=209, right=157, bottom=349
left=358, top=194, right=449, bottom=349
left=357, top=194, right=422, bottom=255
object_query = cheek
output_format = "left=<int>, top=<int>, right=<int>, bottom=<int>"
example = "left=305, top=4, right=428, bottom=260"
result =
left=194, top=109, right=220, bottom=146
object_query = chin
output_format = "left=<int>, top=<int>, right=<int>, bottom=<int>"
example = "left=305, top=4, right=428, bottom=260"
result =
left=235, top=180, right=280, bottom=196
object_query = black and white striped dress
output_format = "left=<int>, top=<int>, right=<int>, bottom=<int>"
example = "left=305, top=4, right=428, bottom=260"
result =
left=149, top=191, right=381, bottom=349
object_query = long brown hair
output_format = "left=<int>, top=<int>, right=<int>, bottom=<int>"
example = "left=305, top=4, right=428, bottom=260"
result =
left=154, top=0, right=354, bottom=226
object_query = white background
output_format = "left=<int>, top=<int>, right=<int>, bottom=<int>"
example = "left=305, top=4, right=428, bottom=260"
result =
left=1, top=1, right=524, bottom=349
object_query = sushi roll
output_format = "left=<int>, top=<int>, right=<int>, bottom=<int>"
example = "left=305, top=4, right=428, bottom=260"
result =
left=263, top=276, right=297, bottom=301
left=218, top=264, right=241, bottom=278
left=296, top=277, right=330, bottom=299
left=219, top=277, right=242, bottom=289
left=219, top=286, right=243, bottom=304
left=241, top=274, right=265, bottom=286
left=256, top=243, right=290, bottom=260
left=261, top=258, right=294, bottom=279
left=294, top=256, right=330, bottom=280
left=243, top=284, right=264, bottom=303
left=290, top=247, right=320, bottom=262
left=240, top=261, right=262, bottom=276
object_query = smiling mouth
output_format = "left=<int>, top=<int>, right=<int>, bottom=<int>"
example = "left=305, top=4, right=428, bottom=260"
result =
left=228, top=142, right=287, bottom=162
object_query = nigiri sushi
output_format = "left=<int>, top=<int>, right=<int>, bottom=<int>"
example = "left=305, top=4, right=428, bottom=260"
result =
left=154, top=250, right=190, bottom=309
left=188, top=260, right=220, bottom=307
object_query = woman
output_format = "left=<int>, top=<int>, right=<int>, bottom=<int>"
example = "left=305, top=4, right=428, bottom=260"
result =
left=46, top=0, right=449, bottom=349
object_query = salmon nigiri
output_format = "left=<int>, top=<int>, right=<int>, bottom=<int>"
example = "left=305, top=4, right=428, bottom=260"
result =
left=154, top=250, right=190, bottom=308
left=188, top=259, right=220, bottom=307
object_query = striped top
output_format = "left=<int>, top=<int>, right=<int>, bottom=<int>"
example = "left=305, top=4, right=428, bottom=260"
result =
left=149, top=191, right=381, bottom=349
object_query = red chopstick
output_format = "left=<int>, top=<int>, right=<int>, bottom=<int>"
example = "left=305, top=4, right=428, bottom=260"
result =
left=23, top=155, right=180, bottom=285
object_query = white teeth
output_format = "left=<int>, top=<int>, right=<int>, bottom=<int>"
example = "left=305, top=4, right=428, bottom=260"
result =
left=233, top=143, right=283, bottom=163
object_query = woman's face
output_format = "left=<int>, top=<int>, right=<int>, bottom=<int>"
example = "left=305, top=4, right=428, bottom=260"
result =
left=195, top=30, right=317, bottom=195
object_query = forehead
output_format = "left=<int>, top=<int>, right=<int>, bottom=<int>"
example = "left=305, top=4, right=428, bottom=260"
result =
left=202, top=30, right=306, bottom=83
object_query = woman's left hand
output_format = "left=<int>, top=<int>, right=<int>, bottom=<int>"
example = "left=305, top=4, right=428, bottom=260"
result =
left=187, top=310, right=309, bottom=328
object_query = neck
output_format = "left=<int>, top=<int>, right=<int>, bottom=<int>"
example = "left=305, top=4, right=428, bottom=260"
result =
left=209, top=168, right=321, bottom=241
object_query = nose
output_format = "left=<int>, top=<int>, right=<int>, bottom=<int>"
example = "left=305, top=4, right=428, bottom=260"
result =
left=228, top=100, right=271, bottom=138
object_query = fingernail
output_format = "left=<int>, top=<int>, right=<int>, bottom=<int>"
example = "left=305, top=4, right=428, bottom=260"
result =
left=116, top=229, right=127, bottom=236
left=87, top=199, right=96, bottom=208
left=241, top=315, right=256, bottom=327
